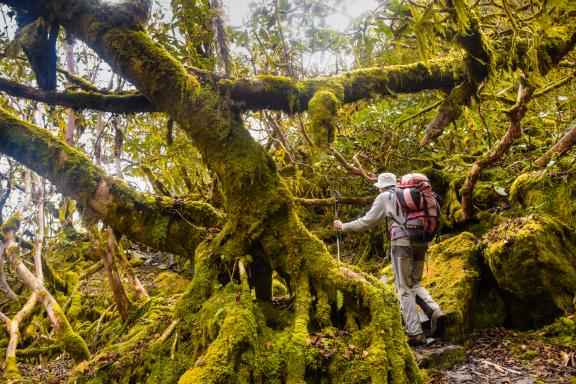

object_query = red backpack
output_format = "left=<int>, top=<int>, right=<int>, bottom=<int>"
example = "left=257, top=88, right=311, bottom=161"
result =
left=394, top=173, right=441, bottom=243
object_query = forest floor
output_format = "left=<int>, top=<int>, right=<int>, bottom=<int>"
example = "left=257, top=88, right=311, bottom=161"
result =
left=427, top=327, right=576, bottom=383
left=13, top=324, right=576, bottom=383
left=5, top=251, right=576, bottom=383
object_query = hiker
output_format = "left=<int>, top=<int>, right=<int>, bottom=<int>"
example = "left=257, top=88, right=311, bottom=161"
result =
left=333, top=172, right=445, bottom=345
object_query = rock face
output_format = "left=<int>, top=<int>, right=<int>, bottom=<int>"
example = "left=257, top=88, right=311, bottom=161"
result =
left=482, top=214, right=576, bottom=329
left=423, top=232, right=482, bottom=342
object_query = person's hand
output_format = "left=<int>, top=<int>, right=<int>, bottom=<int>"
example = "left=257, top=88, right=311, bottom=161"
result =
left=333, top=220, right=343, bottom=230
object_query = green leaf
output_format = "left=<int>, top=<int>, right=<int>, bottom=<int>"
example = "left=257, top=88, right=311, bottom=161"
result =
left=336, top=289, right=344, bottom=310
left=494, top=186, right=507, bottom=196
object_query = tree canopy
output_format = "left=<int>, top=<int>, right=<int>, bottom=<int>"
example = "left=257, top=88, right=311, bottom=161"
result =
left=0, top=0, right=574, bottom=383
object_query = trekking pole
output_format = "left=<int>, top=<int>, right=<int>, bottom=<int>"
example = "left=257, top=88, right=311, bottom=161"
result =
left=333, top=190, right=341, bottom=261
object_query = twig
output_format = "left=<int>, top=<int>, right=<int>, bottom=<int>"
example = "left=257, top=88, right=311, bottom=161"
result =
left=293, top=196, right=373, bottom=206
left=397, top=99, right=443, bottom=125
left=157, top=319, right=181, bottom=344
left=480, top=359, right=522, bottom=375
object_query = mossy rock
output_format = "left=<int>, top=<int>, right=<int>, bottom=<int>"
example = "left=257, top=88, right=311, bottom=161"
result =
left=414, top=345, right=466, bottom=369
left=534, top=315, right=576, bottom=349
left=510, top=171, right=576, bottom=227
left=422, top=232, right=482, bottom=342
left=482, top=214, right=576, bottom=328
left=152, top=272, right=190, bottom=295
left=470, top=282, right=507, bottom=330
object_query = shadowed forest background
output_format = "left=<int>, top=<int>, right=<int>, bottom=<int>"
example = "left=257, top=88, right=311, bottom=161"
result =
left=0, top=0, right=575, bottom=383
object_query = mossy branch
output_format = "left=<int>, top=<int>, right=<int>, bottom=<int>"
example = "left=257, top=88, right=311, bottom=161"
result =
left=0, top=76, right=155, bottom=113
left=0, top=107, right=222, bottom=256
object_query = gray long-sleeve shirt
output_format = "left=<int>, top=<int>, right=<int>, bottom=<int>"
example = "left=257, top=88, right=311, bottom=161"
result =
left=342, top=190, right=410, bottom=245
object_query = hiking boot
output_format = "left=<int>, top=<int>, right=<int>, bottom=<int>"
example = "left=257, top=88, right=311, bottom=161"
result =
left=430, top=308, right=446, bottom=338
left=407, top=333, right=426, bottom=346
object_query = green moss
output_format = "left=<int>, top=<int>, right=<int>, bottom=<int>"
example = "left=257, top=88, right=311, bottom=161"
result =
left=286, top=272, right=312, bottom=383
left=482, top=215, right=576, bottom=328
left=307, top=90, right=341, bottom=148
left=423, top=232, right=482, bottom=342
left=271, top=276, right=288, bottom=297
left=152, top=215, right=170, bottom=248
left=510, top=171, right=576, bottom=227
left=67, top=289, right=84, bottom=322
left=4, top=355, right=20, bottom=379
left=315, top=289, right=331, bottom=328
left=152, top=272, right=190, bottom=296
left=53, top=305, right=91, bottom=361
left=129, top=257, right=145, bottom=267
left=536, top=316, right=576, bottom=349
left=178, top=305, right=257, bottom=383
left=1, top=212, right=21, bottom=234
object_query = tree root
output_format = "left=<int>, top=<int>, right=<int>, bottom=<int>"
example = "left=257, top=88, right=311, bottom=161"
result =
left=69, top=217, right=422, bottom=383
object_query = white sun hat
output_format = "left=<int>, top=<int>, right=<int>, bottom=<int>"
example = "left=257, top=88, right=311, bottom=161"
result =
left=373, top=172, right=397, bottom=189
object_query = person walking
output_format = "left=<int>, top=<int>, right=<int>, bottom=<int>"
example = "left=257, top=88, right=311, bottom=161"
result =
left=333, top=172, right=445, bottom=345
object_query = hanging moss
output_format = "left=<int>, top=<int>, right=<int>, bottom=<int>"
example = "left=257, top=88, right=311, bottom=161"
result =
left=307, top=90, right=341, bottom=149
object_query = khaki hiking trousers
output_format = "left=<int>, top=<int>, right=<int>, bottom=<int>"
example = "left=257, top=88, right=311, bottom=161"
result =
left=391, top=245, right=440, bottom=336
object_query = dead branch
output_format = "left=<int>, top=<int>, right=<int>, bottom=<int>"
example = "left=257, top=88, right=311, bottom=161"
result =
left=461, top=80, right=535, bottom=220
left=112, top=230, right=149, bottom=301
left=329, top=147, right=376, bottom=182
left=535, top=118, right=576, bottom=167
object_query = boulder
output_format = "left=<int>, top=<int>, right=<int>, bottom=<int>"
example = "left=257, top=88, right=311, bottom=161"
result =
left=422, top=232, right=482, bottom=342
left=482, top=214, right=576, bottom=328
left=510, top=171, right=576, bottom=227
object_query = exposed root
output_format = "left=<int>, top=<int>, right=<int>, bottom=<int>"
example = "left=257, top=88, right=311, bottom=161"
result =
left=286, top=271, right=311, bottom=383
left=178, top=260, right=258, bottom=384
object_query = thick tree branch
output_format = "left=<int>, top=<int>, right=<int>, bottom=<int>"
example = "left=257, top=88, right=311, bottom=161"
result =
left=0, top=108, right=222, bottom=256
left=222, top=58, right=467, bottom=113
left=0, top=76, right=155, bottom=112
